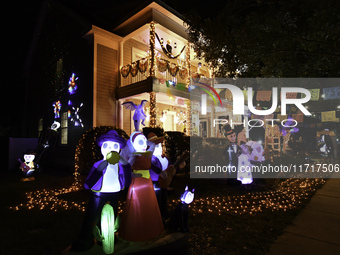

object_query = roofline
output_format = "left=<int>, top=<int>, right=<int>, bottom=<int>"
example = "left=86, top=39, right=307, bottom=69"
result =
left=112, top=0, right=185, bottom=32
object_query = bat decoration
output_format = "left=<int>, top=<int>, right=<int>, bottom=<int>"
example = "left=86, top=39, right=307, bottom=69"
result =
left=122, top=100, right=148, bottom=131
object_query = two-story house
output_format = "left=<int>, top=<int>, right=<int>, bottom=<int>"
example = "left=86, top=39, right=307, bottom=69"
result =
left=24, top=0, right=234, bottom=169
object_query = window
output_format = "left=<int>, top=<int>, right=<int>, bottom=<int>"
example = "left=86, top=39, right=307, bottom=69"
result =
left=38, top=118, right=43, bottom=138
left=61, top=112, right=68, bottom=145
left=163, top=111, right=176, bottom=131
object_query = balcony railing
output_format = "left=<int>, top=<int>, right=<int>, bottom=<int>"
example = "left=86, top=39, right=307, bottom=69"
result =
left=120, top=57, right=190, bottom=87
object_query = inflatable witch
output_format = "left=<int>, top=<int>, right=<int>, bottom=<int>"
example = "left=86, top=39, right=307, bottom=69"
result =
left=71, top=130, right=129, bottom=252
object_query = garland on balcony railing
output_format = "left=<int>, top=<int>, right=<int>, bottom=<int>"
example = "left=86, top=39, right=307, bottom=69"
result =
left=156, top=58, right=189, bottom=79
left=121, top=56, right=189, bottom=80
left=121, top=58, right=149, bottom=78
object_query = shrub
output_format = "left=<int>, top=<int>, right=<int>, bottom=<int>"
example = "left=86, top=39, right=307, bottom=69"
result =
left=74, top=126, right=129, bottom=175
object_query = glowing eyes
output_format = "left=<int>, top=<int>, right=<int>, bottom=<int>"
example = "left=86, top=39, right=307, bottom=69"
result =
left=139, top=140, right=144, bottom=145
left=103, top=143, right=108, bottom=149
left=113, top=143, right=119, bottom=150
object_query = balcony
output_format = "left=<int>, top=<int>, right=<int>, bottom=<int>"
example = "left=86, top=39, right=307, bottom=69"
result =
left=120, top=56, right=190, bottom=88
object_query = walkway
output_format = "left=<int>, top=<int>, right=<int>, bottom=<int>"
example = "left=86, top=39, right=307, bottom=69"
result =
left=267, top=173, right=340, bottom=255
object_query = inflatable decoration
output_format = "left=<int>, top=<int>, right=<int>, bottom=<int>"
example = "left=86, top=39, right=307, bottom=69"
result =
left=169, top=186, right=195, bottom=233
left=224, top=124, right=240, bottom=180
left=122, top=100, right=148, bottom=131
left=119, top=131, right=164, bottom=242
left=149, top=133, right=169, bottom=218
left=237, top=143, right=253, bottom=184
left=281, top=116, right=299, bottom=136
left=97, top=203, right=117, bottom=254
left=18, top=150, right=36, bottom=182
left=71, top=130, right=128, bottom=252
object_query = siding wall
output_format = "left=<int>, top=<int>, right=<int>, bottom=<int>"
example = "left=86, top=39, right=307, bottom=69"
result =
left=122, top=38, right=149, bottom=87
left=96, top=44, right=118, bottom=126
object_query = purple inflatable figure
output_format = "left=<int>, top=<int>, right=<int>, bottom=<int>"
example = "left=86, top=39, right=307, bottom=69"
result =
left=122, top=100, right=148, bottom=131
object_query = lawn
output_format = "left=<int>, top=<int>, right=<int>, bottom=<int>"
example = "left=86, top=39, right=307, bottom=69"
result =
left=0, top=159, right=328, bottom=255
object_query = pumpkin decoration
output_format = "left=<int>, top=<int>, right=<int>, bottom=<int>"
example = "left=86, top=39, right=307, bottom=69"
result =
left=130, top=62, right=138, bottom=77
left=138, top=58, right=148, bottom=73
left=157, top=58, right=168, bottom=73
left=168, top=63, right=179, bottom=77
left=179, top=67, right=188, bottom=80
left=121, top=65, right=131, bottom=78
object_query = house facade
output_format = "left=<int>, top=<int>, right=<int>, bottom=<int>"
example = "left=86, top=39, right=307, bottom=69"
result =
left=24, top=0, right=237, bottom=169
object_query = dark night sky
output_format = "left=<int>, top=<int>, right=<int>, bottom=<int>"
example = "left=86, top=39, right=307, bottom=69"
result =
left=2, top=1, right=43, bottom=135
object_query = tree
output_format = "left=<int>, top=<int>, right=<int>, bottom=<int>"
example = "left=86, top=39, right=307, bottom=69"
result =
left=184, top=0, right=340, bottom=77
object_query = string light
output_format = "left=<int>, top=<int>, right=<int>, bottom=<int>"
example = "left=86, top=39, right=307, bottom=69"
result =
left=149, top=21, right=156, bottom=77
left=149, top=92, right=157, bottom=127
left=165, top=178, right=325, bottom=216
left=9, top=176, right=85, bottom=212
left=186, top=99, right=191, bottom=136
left=185, top=42, right=191, bottom=86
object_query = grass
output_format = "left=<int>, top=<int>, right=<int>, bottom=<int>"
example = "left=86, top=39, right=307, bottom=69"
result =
left=0, top=157, right=330, bottom=255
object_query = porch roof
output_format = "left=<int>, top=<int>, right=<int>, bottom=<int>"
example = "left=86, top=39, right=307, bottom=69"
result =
left=116, top=77, right=201, bottom=102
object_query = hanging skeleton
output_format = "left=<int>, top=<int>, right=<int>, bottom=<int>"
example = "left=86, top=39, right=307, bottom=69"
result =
left=155, top=33, right=186, bottom=59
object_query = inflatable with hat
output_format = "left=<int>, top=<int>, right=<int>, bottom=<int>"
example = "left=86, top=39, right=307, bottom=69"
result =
left=71, top=130, right=129, bottom=252
left=224, top=124, right=240, bottom=181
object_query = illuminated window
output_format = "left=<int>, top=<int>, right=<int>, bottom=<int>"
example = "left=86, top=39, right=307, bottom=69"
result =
left=38, top=118, right=43, bottom=137
left=61, top=112, right=68, bottom=145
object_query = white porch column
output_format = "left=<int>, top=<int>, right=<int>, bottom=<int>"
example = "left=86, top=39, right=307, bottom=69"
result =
left=117, top=99, right=123, bottom=129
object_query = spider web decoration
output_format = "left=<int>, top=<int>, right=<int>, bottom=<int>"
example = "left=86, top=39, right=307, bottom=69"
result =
left=69, top=103, right=84, bottom=127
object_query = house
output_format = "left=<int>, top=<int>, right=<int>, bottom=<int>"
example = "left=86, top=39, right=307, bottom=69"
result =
left=24, top=0, right=236, bottom=169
